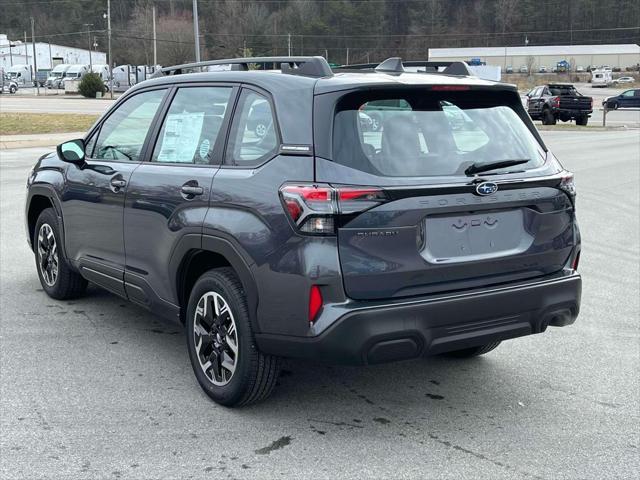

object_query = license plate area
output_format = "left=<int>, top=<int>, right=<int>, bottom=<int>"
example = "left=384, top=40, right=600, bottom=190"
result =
left=422, top=209, right=534, bottom=264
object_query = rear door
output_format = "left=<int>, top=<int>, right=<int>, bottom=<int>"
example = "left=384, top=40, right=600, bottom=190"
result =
left=316, top=87, right=576, bottom=300
left=527, top=87, right=543, bottom=117
left=123, top=84, right=236, bottom=307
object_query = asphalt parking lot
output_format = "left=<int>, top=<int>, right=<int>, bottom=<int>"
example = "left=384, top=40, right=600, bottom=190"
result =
left=1, top=129, right=639, bottom=479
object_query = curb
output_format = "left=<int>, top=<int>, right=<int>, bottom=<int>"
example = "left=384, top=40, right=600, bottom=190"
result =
left=0, top=132, right=84, bottom=150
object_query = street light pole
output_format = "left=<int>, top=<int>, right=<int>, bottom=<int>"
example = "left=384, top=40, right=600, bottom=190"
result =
left=192, top=0, right=200, bottom=62
left=152, top=4, right=157, bottom=65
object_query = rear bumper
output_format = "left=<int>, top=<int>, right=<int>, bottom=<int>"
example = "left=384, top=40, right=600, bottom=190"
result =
left=255, top=272, right=581, bottom=365
left=555, top=108, right=592, bottom=116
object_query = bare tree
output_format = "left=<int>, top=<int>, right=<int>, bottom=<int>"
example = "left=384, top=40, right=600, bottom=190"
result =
left=156, top=14, right=195, bottom=65
left=526, top=55, right=535, bottom=75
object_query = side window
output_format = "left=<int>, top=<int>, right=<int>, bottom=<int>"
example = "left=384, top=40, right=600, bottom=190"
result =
left=621, top=90, right=634, bottom=97
left=226, top=90, right=278, bottom=166
left=84, top=131, right=98, bottom=158
left=152, top=86, right=232, bottom=164
left=92, top=89, right=166, bottom=162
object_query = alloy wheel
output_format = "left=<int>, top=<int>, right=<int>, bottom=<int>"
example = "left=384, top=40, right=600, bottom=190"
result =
left=193, top=291, right=239, bottom=386
left=37, top=223, right=58, bottom=287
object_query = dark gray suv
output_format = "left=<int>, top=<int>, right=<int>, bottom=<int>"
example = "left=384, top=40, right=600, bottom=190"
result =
left=25, top=57, right=582, bottom=406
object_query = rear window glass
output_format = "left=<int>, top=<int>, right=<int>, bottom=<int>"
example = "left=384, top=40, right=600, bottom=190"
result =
left=549, top=85, right=578, bottom=95
left=333, top=90, right=545, bottom=177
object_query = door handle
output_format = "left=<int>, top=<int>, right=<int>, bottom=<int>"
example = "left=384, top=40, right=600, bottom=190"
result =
left=110, top=176, right=126, bottom=192
left=181, top=184, right=204, bottom=197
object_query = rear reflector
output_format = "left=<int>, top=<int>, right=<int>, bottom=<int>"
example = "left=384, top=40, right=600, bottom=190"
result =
left=572, top=251, right=581, bottom=271
left=309, top=285, right=323, bottom=323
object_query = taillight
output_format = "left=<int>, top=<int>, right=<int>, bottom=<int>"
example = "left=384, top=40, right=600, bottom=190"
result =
left=280, top=184, right=387, bottom=235
left=552, top=96, right=560, bottom=108
left=559, top=173, right=576, bottom=201
left=309, top=285, right=323, bottom=324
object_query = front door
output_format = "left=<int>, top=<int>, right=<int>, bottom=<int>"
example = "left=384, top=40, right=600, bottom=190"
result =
left=63, top=88, right=168, bottom=296
left=123, top=85, right=236, bottom=309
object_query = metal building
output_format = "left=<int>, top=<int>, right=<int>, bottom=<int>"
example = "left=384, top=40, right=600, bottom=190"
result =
left=0, top=33, right=106, bottom=70
left=430, top=44, right=640, bottom=71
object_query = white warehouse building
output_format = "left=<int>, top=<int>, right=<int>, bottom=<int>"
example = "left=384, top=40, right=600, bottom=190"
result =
left=430, top=44, right=640, bottom=70
left=0, top=33, right=106, bottom=70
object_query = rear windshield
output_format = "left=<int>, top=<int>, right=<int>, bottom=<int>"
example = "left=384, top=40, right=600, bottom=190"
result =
left=549, top=85, right=578, bottom=95
left=333, top=89, right=545, bottom=177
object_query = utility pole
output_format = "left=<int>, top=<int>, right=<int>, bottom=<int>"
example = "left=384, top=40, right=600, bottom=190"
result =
left=8, top=42, right=13, bottom=66
left=83, top=23, right=93, bottom=68
left=31, top=17, right=39, bottom=95
left=152, top=5, right=157, bottom=65
left=346, top=48, right=349, bottom=65
left=107, top=0, right=113, bottom=99
left=192, top=0, right=200, bottom=62
left=287, top=33, right=291, bottom=56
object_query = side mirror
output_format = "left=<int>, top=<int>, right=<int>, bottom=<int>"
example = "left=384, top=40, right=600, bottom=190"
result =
left=57, top=139, right=86, bottom=164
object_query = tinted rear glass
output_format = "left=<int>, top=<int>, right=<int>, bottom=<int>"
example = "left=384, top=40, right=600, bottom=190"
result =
left=332, top=89, right=545, bottom=177
left=549, top=85, right=578, bottom=95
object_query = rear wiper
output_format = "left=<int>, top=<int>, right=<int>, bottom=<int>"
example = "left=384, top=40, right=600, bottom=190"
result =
left=465, top=159, right=530, bottom=176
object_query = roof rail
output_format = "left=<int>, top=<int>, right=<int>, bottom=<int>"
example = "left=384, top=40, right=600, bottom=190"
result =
left=334, top=58, right=474, bottom=77
left=151, top=56, right=333, bottom=79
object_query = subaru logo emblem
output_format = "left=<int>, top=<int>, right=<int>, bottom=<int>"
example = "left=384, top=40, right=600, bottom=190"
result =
left=476, top=182, right=498, bottom=196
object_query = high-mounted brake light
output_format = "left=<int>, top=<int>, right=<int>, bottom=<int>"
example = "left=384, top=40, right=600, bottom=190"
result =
left=279, top=184, right=387, bottom=234
left=309, top=285, right=323, bottom=324
left=431, top=85, right=470, bottom=91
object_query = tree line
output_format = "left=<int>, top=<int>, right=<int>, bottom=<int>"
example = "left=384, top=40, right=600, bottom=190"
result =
left=1, top=0, right=638, bottom=66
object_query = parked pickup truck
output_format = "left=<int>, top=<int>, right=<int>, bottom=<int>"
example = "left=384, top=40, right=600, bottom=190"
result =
left=526, top=83, right=593, bottom=125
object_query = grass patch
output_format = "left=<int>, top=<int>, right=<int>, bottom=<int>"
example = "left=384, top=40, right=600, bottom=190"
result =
left=0, top=113, right=99, bottom=135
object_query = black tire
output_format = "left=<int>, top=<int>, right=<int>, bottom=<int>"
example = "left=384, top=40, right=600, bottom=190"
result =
left=611, top=102, right=619, bottom=110
left=542, top=108, right=556, bottom=125
left=186, top=267, right=281, bottom=407
left=34, top=208, right=87, bottom=300
left=576, top=115, right=588, bottom=126
left=9, top=85, right=17, bottom=94
left=441, top=341, right=501, bottom=359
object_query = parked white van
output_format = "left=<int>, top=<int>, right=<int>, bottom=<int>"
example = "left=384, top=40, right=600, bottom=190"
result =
left=591, top=68, right=612, bottom=88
